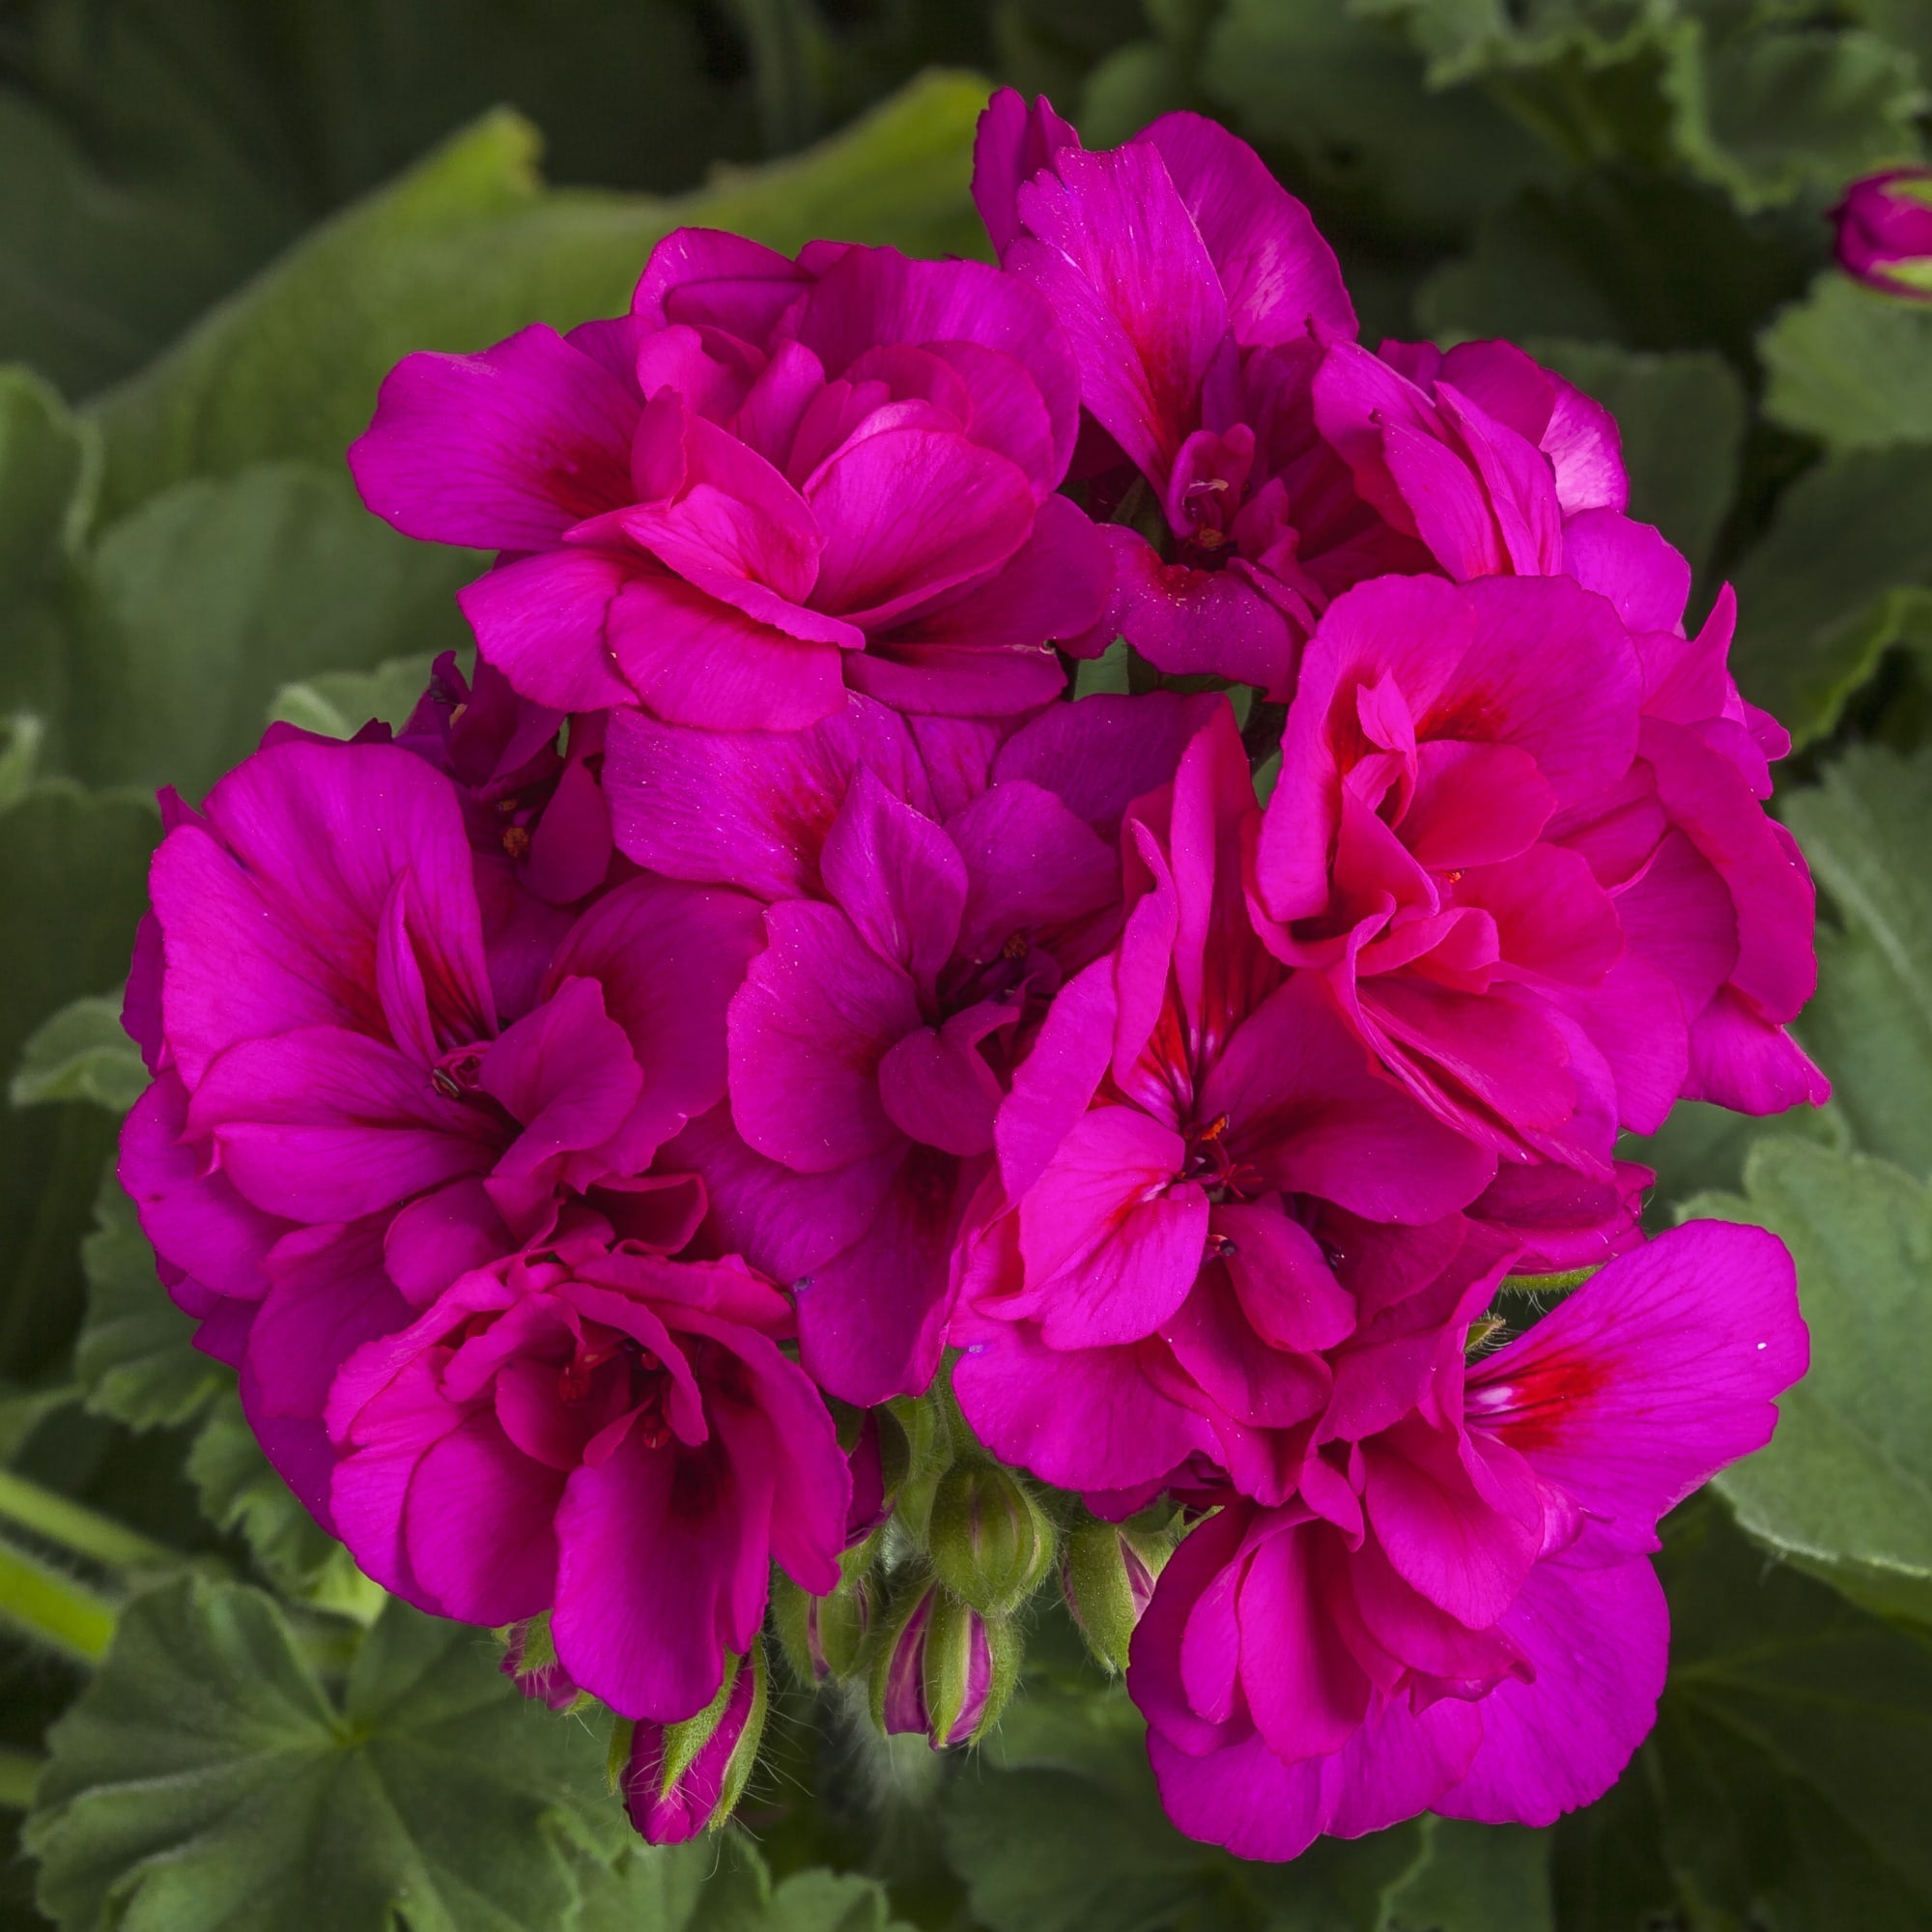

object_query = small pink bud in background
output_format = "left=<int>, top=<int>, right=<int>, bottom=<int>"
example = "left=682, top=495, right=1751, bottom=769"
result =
left=1833, top=166, right=1932, bottom=299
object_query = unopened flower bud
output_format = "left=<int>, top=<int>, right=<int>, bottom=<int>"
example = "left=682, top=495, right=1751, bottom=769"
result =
left=929, top=1458, right=1056, bottom=1615
left=618, top=1641, right=768, bottom=1844
left=1833, top=167, right=1932, bottom=299
left=1062, top=1519, right=1173, bottom=1675
left=498, top=1614, right=582, bottom=1710
left=772, top=1563, right=878, bottom=1685
left=870, top=1575, right=1021, bottom=1749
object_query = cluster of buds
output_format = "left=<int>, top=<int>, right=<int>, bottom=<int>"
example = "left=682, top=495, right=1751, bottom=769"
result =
left=504, top=1377, right=1182, bottom=1838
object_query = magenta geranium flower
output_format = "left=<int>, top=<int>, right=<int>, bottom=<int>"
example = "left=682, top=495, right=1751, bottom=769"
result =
left=974, top=90, right=1631, bottom=695
left=602, top=688, right=1222, bottom=1404
left=349, top=234, right=1110, bottom=730
left=951, top=705, right=1504, bottom=1500
left=1251, top=571, right=1825, bottom=1180
left=325, top=1238, right=847, bottom=1720
left=118, top=733, right=760, bottom=1528
left=1128, top=1219, right=1807, bottom=1858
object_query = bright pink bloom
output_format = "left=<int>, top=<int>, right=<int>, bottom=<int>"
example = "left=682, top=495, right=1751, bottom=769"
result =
left=1832, top=166, right=1932, bottom=300
left=350, top=236, right=1109, bottom=730
left=604, top=689, right=1221, bottom=1405
left=975, top=91, right=1630, bottom=695
left=1251, top=573, right=1825, bottom=1182
left=952, top=706, right=1501, bottom=1499
left=1128, top=1219, right=1807, bottom=1858
left=118, top=734, right=759, bottom=1528
left=326, top=1240, right=847, bottom=1720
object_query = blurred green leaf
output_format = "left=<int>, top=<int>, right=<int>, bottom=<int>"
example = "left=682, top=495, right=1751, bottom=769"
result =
left=1529, top=339, right=1746, bottom=575
left=88, top=74, right=995, bottom=519
left=11, top=996, right=143, bottom=1115
left=1762, top=272, right=1932, bottom=455
left=267, top=653, right=448, bottom=740
left=1201, top=0, right=1555, bottom=242
left=1636, top=1502, right=1932, bottom=1929
left=1783, top=744, right=1932, bottom=1178
left=74, top=1170, right=224, bottom=1435
left=1689, top=1138, right=1932, bottom=1624
left=25, top=1577, right=622, bottom=1932
left=1621, top=1094, right=1844, bottom=1221
left=69, top=463, right=476, bottom=799
left=0, top=0, right=762, bottom=399
left=1728, top=447, right=1932, bottom=750
left=1382, top=1818, right=1551, bottom=1932
left=1417, top=169, right=1813, bottom=366
left=1364, top=1, right=1924, bottom=212
left=0, top=783, right=155, bottom=1384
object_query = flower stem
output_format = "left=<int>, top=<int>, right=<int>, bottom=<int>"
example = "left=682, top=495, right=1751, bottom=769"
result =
left=0, top=1466, right=176, bottom=1574
left=0, top=1539, right=117, bottom=1665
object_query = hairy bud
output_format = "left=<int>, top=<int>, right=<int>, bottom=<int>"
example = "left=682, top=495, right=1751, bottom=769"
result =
left=928, top=1458, right=1056, bottom=1615
left=617, top=1641, right=768, bottom=1844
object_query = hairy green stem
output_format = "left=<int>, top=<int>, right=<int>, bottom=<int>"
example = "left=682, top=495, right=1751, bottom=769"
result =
left=0, top=1466, right=176, bottom=1574
left=0, top=1539, right=116, bottom=1665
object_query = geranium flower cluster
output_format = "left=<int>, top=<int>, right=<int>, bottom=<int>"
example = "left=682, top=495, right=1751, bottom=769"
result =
left=119, top=91, right=1818, bottom=1858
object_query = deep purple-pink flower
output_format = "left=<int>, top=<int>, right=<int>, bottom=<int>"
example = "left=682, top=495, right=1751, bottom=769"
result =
left=349, top=235, right=1111, bottom=730
left=952, top=705, right=1512, bottom=1502
left=1128, top=1219, right=1807, bottom=1858
left=1251, top=570, right=1826, bottom=1180
left=118, top=732, right=759, bottom=1527
left=974, top=90, right=1634, bottom=695
left=603, top=688, right=1221, bottom=1405
left=326, top=1239, right=847, bottom=1720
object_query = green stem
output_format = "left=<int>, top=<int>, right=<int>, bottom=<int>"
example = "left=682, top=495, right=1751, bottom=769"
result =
left=0, top=1539, right=116, bottom=1665
left=0, top=1466, right=176, bottom=1574
left=0, top=1747, right=43, bottom=1810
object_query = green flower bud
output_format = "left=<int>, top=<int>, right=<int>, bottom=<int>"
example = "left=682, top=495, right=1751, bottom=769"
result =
left=928, top=1458, right=1057, bottom=1615
left=618, top=1640, right=768, bottom=1844
left=772, top=1562, right=878, bottom=1685
left=1062, top=1518, right=1175, bottom=1674
left=868, top=1571, right=1022, bottom=1749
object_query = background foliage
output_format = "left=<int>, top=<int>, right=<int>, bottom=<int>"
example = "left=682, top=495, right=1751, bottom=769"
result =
left=3, top=1, right=1930, bottom=1925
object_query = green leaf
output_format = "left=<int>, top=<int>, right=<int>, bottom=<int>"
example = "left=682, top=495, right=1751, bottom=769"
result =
left=577, top=1831, right=910, bottom=1932
left=1762, top=272, right=1932, bottom=456
left=11, top=996, right=145, bottom=1115
left=75, top=1171, right=225, bottom=1435
left=1639, top=1501, right=1932, bottom=1929
left=67, top=463, right=478, bottom=801
left=1687, top=1137, right=1932, bottom=1625
left=1363, top=1, right=1925, bottom=212
left=0, top=0, right=760, bottom=400
left=0, top=783, right=156, bottom=1383
left=0, top=367, right=97, bottom=772
left=267, top=654, right=447, bottom=741
left=89, top=74, right=994, bottom=518
left=1382, top=1817, right=1552, bottom=1932
left=1201, top=0, right=1555, bottom=243
left=1416, top=169, right=1813, bottom=368
left=1783, top=744, right=1932, bottom=1178
left=1527, top=339, right=1745, bottom=576
left=1728, top=447, right=1932, bottom=750
left=1620, top=1094, right=1844, bottom=1219
left=24, top=1577, right=623, bottom=1932
left=186, top=1394, right=386, bottom=1622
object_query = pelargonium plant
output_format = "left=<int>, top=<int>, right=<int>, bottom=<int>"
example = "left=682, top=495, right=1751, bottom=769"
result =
left=117, top=90, right=1819, bottom=1860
